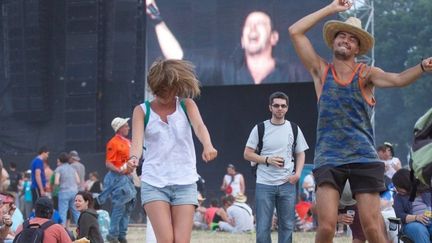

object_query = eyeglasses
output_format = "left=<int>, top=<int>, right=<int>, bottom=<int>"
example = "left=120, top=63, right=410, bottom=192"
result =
left=271, top=104, right=288, bottom=109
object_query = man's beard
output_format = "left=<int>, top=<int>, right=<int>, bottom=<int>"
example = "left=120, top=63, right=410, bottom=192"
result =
left=333, top=46, right=355, bottom=60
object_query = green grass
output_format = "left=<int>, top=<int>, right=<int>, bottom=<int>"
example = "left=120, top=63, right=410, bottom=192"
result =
left=125, top=226, right=351, bottom=243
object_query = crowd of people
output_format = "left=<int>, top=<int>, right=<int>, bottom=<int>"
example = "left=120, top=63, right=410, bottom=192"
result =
left=0, top=0, right=432, bottom=243
left=0, top=151, right=108, bottom=242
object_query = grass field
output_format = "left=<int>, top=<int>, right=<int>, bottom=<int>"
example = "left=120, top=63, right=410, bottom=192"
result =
left=125, top=226, right=351, bottom=243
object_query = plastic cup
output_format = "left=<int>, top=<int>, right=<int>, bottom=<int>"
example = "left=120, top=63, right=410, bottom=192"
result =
left=347, top=210, right=355, bottom=217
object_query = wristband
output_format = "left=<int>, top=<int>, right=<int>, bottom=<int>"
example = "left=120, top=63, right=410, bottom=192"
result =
left=147, top=4, right=164, bottom=26
left=415, top=215, right=418, bottom=221
left=420, top=61, right=426, bottom=72
left=265, top=157, right=269, bottom=167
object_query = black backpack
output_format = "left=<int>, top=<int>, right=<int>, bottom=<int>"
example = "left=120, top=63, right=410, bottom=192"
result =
left=251, top=121, right=298, bottom=176
left=13, top=220, right=54, bottom=243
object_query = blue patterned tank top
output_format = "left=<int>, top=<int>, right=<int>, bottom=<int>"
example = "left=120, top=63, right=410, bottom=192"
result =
left=314, top=63, right=380, bottom=168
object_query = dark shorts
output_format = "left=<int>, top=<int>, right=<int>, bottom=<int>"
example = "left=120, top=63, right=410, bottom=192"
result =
left=313, top=162, right=386, bottom=195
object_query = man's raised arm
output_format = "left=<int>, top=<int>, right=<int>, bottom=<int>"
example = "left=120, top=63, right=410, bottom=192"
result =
left=368, top=57, right=432, bottom=88
left=289, top=0, right=352, bottom=87
left=146, top=0, right=184, bottom=59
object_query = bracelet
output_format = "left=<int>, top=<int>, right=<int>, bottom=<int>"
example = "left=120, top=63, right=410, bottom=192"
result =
left=147, top=4, right=164, bottom=26
left=415, top=215, right=418, bottom=221
left=420, top=61, right=426, bottom=72
left=129, top=155, right=138, bottom=160
left=265, top=157, right=269, bottom=167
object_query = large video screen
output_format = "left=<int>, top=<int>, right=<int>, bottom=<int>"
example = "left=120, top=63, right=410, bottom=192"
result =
left=145, top=0, right=332, bottom=86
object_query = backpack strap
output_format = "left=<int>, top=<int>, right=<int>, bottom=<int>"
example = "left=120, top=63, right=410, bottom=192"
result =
left=290, top=121, right=298, bottom=172
left=251, top=122, right=265, bottom=177
left=233, top=204, right=252, bottom=217
left=23, top=219, right=46, bottom=229
left=144, top=99, right=190, bottom=129
left=144, top=100, right=151, bottom=129
left=23, top=219, right=30, bottom=229
left=39, top=220, right=55, bottom=230
left=409, top=169, right=418, bottom=202
left=20, top=219, right=54, bottom=232
left=255, top=122, right=265, bottom=155
left=180, top=99, right=190, bottom=124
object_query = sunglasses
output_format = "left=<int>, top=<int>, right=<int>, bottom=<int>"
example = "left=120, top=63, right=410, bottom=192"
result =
left=271, top=104, right=288, bottom=109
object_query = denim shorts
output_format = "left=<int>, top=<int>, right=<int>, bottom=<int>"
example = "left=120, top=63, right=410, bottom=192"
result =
left=141, top=181, right=198, bottom=207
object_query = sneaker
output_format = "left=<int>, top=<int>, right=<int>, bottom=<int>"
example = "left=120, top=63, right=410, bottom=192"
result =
left=106, top=234, right=119, bottom=243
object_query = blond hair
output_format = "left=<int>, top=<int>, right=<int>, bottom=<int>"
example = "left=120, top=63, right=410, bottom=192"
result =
left=147, top=59, right=201, bottom=98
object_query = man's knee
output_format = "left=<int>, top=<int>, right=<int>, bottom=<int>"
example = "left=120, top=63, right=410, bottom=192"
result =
left=362, top=221, right=387, bottom=240
left=317, top=223, right=336, bottom=236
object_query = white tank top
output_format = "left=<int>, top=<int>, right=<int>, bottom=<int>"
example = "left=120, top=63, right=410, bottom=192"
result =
left=140, top=98, right=198, bottom=187
left=223, top=174, right=242, bottom=197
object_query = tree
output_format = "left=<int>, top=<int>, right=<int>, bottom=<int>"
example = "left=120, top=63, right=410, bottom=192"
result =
left=373, top=0, right=432, bottom=164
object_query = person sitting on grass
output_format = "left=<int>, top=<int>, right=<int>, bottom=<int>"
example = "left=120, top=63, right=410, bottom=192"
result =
left=218, top=193, right=254, bottom=233
left=74, top=191, right=103, bottom=243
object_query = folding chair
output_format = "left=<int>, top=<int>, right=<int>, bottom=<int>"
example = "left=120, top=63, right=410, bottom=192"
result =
left=388, top=217, right=414, bottom=243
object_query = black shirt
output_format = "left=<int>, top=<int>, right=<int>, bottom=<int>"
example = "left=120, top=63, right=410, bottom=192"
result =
left=184, top=53, right=311, bottom=86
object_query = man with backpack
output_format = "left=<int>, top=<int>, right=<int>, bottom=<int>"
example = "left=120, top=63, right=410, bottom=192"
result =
left=244, top=91, right=309, bottom=243
left=14, top=197, right=72, bottom=243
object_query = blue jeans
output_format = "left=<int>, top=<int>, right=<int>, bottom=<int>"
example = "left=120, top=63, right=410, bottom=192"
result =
left=403, top=222, right=432, bottom=243
left=58, top=190, right=79, bottom=226
left=110, top=199, right=135, bottom=240
left=255, top=182, right=296, bottom=243
left=100, top=172, right=136, bottom=240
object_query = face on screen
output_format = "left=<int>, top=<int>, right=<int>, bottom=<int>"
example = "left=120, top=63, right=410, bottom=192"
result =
left=241, top=12, right=277, bottom=55
left=146, top=0, right=328, bottom=85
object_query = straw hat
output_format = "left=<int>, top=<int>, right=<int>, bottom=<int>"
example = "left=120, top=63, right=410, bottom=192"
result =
left=235, top=193, right=247, bottom=203
left=339, top=181, right=357, bottom=208
left=323, top=17, right=374, bottom=56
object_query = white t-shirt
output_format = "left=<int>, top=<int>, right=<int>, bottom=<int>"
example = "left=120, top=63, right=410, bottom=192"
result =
left=384, top=157, right=400, bottom=179
left=227, top=202, right=254, bottom=233
left=246, top=120, right=309, bottom=185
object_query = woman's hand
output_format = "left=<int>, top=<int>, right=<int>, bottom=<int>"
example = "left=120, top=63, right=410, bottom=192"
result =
left=202, top=146, right=217, bottom=162
left=415, top=214, right=430, bottom=225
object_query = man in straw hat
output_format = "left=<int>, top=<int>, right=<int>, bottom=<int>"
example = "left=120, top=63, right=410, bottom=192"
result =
left=289, top=0, right=432, bottom=242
